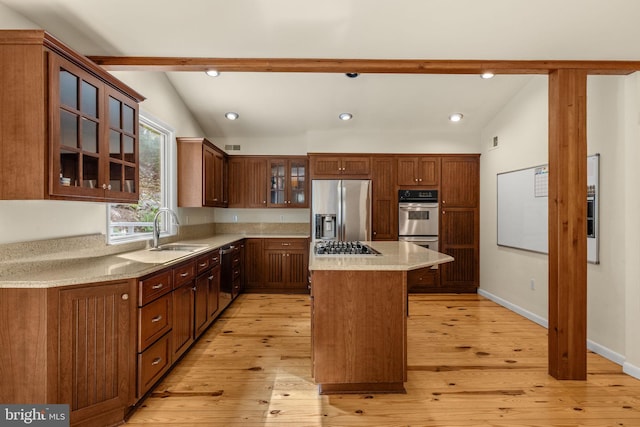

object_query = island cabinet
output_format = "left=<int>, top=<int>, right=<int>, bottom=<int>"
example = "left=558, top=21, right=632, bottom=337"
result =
left=177, top=137, right=228, bottom=207
left=396, top=156, right=440, bottom=187
left=0, top=30, right=144, bottom=202
left=308, top=154, right=371, bottom=178
left=310, top=270, right=407, bottom=394
left=0, top=280, right=137, bottom=427
left=439, top=155, right=480, bottom=292
left=371, top=156, right=397, bottom=240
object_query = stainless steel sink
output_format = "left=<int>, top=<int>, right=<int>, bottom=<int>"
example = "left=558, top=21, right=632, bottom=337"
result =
left=149, top=243, right=209, bottom=252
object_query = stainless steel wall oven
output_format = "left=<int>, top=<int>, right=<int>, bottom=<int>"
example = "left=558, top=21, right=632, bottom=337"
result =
left=398, top=189, right=439, bottom=252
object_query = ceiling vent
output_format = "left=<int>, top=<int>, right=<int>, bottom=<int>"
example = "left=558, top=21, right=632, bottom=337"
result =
left=225, top=144, right=241, bottom=151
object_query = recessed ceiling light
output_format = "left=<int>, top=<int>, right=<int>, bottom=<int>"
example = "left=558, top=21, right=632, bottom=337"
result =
left=205, top=69, right=220, bottom=77
left=449, top=113, right=464, bottom=122
left=481, top=72, right=495, bottom=79
left=338, top=112, right=353, bottom=121
left=345, top=73, right=359, bottom=78
left=225, top=112, right=239, bottom=120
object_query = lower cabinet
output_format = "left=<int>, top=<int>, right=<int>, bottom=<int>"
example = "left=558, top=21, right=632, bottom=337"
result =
left=407, top=266, right=441, bottom=293
left=171, top=280, right=195, bottom=361
left=244, top=237, right=309, bottom=293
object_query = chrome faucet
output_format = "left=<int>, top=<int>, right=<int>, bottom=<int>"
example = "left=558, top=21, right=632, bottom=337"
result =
left=152, top=207, right=180, bottom=249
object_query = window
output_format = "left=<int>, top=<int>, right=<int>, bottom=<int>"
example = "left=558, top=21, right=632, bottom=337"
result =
left=107, top=113, right=175, bottom=244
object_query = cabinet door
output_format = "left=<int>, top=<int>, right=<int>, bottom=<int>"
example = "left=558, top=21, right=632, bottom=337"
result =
left=245, top=158, right=268, bottom=208
left=372, top=157, right=396, bottom=240
left=311, top=156, right=342, bottom=176
left=207, top=265, right=221, bottom=321
left=341, top=156, right=371, bottom=176
left=268, top=158, right=287, bottom=207
left=286, top=249, right=309, bottom=290
left=396, top=158, right=419, bottom=186
left=172, top=282, right=195, bottom=361
left=58, top=281, right=133, bottom=425
left=203, top=146, right=217, bottom=206
left=50, top=55, right=106, bottom=200
left=244, top=239, right=264, bottom=290
left=227, top=157, right=245, bottom=207
left=441, top=156, right=479, bottom=207
left=288, top=157, right=308, bottom=207
left=194, top=274, right=209, bottom=338
left=440, top=208, right=479, bottom=291
left=265, top=250, right=286, bottom=286
left=418, top=157, right=440, bottom=186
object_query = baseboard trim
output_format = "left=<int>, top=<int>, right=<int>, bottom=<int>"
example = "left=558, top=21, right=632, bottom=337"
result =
left=477, top=288, right=638, bottom=379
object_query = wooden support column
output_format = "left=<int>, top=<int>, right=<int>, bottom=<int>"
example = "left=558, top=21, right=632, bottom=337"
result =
left=548, top=69, right=588, bottom=380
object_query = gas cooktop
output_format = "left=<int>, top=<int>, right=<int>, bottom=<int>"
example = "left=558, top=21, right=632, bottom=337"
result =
left=314, top=240, right=381, bottom=256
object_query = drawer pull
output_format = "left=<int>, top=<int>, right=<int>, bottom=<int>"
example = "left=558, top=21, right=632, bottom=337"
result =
left=151, top=357, right=162, bottom=366
left=199, top=262, right=208, bottom=267
left=151, top=283, right=164, bottom=290
left=281, top=243, right=291, bottom=246
left=151, top=315, right=163, bottom=323
left=121, top=293, right=129, bottom=301
left=208, top=275, right=214, bottom=280
left=212, top=257, right=219, bottom=262
left=180, top=272, right=189, bottom=278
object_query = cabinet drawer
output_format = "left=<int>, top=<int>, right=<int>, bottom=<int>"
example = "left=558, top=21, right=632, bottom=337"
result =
left=196, top=249, right=221, bottom=274
left=139, top=270, right=173, bottom=306
left=138, top=293, right=173, bottom=352
left=407, top=267, right=438, bottom=287
left=138, top=332, right=172, bottom=397
left=264, top=239, right=307, bottom=250
left=173, top=261, right=196, bottom=288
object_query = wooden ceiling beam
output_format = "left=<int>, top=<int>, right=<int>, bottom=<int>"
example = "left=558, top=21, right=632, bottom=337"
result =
left=88, top=57, right=640, bottom=75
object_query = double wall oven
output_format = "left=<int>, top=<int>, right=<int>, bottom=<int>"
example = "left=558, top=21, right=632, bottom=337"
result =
left=398, top=189, right=439, bottom=252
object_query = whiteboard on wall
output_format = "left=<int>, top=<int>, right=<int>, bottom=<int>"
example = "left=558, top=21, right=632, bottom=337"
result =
left=496, top=154, right=600, bottom=263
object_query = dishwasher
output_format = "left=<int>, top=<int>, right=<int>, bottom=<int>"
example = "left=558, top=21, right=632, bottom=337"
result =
left=219, top=244, right=240, bottom=311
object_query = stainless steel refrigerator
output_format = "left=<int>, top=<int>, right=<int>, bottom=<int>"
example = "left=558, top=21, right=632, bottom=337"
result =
left=311, top=179, right=372, bottom=241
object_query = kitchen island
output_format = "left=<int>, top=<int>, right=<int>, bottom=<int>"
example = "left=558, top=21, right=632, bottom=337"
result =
left=308, top=241, right=453, bottom=394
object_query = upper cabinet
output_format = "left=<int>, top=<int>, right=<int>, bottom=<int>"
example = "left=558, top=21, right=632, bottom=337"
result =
left=309, top=154, right=371, bottom=178
left=396, top=156, right=440, bottom=187
left=177, top=137, right=227, bottom=208
left=268, top=157, right=308, bottom=208
left=0, top=30, right=144, bottom=202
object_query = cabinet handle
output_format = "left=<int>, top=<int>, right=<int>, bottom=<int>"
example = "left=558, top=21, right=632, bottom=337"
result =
left=414, top=178, right=418, bottom=182
left=199, top=262, right=208, bottom=267
left=212, top=257, right=219, bottom=262
left=102, top=183, right=107, bottom=190
left=121, top=293, right=129, bottom=301
left=192, top=286, right=197, bottom=291
left=108, top=184, right=112, bottom=190
left=442, top=210, right=445, bottom=215
left=418, top=178, right=423, bottom=182
left=151, top=357, right=162, bottom=366
left=180, top=272, right=189, bottom=277
left=151, top=315, right=163, bottom=323
left=213, top=198, right=218, bottom=201
left=151, top=283, right=164, bottom=290
left=281, top=243, right=291, bottom=246
left=373, top=231, right=377, bottom=235
left=208, top=275, right=214, bottom=280
left=262, top=200, right=266, bottom=204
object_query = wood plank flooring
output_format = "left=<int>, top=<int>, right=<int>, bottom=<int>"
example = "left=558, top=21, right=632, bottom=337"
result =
left=126, top=294, right=640, bottom=426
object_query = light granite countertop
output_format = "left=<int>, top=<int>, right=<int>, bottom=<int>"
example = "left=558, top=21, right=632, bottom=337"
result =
left=0, top=233, right=309, bottom=288
left=308, top=241, right=454, bottom=271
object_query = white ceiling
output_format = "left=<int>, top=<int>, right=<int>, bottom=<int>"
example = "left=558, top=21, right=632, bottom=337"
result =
left=3, top=0, right=640, bottom=141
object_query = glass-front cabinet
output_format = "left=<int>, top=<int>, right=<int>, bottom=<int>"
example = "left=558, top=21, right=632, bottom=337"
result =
left=50, top=54, right=139, bottom=202
left=268, top=157, right=308, bottom=208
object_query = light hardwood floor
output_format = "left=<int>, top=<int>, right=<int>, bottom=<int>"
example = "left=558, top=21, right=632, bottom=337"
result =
left=126, top=294, right=640, bottom=426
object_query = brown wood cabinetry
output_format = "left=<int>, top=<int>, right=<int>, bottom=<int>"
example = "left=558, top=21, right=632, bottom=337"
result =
left=267, top=157, right=309, bottom=207
left=0, top=30, right=144, bottom=202
left=243, top=238, right=309, bottom=293
left=439, top=155, right=480, bottom=292
left=407, top=266, right=441, bottom=292
left=171, top=260, right=196, bottom=361
left=227, top=156, right=268, bottom=208
left=194, top=250, right=221, bottom=337
left=309, top=154, right=371, bottom=178
left=0, top=280, right=136, bottom=427
left=177, top=137, right=227, bottom=207
left=371, top=156, right=397, bottom=240
left=311, top=270, right=406, bottom=394
left=396, top=156, right=440, bottom=187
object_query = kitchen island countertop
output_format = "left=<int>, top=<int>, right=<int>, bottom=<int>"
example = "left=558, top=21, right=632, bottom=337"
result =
left=308, top=240, right=453, bottom=271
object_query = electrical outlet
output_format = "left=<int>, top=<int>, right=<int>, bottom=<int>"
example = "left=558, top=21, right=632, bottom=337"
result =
left=530, top=279, right=535, bottom=290
left=232, top=215, right=238, bottom=223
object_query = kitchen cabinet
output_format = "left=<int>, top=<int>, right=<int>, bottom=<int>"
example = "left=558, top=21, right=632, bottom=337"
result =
left=268, top=157, right=308, bottom=208
left=264, top=239, right=309, bottom=292
left=371, top=156, right=397, bottom=240
left=0, top=30, right=144, bottom=202
left=227, top=156, right=268, bottom=208
left=396, top=156, right=440, bottom=187
left=194, top=250, right=221, bottom=338
left=177, top=137, right=227, bottom=207
left=309, top=154, right=371, bottom=178
left=171, top=260, right=196, bottom=361
left=439, top=155, right=480, bottom=292
left=243, top=238, right=309, bottom=293
left=407, top=266, right=441, bottom=292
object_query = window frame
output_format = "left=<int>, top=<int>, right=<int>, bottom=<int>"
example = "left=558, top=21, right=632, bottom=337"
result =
left=107, top=111, right=177, bottom=245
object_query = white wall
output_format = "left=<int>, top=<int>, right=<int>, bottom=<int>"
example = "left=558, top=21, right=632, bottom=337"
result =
left=479, top=73, right=638, bottom=371
left=0, top=12, right=206, bottom=244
